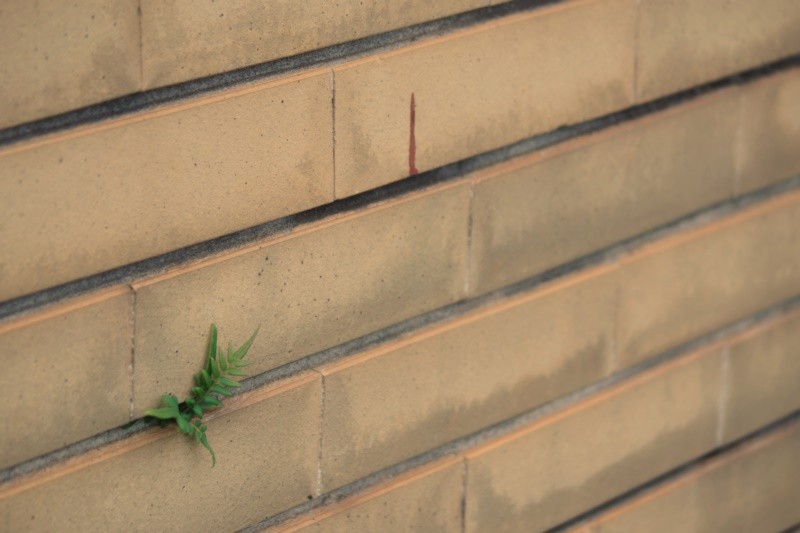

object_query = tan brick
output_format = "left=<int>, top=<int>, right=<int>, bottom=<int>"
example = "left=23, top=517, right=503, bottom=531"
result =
left=0, top=288, right=132, bottom=469
left=0, top=70, right=333, bottom=302
left=0, top=373, right=321, bottom=532
left=269, top=459, right=464, bottom=533
left=469, top=90, right=739, bottom=295
left=0, top=0, right=140, bottom=128
left=722, top=312, right=800, bottom=443
left=334, top=0, right=635, bottom=197
left=132, top=183, right=470, bottom=416
left=465, top=347, right=723, bottom=532
left=141, top=0, right=502, bottom=88
left=636, top=0, right=800, bottom=101
left=588, top=421, right=800, bottom=533
left=617, top=193, right=800, bottom=368
left=738, top=70, right=800, bottom=194
left=320, top=266, right=616, bottom=490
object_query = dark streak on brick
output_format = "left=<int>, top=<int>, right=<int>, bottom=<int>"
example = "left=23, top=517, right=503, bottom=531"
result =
left=409, top=92, right=419, bottom=176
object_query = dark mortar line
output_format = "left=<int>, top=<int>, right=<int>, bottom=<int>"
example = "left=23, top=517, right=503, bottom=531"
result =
left=0, top=0, right=563, bottom=147
left=238, top=299, right=800, bottom=532
left=2, top=55, right=799, bottom=321
left=3, top=289, right=793, bottom=508
left=0, top=175, right=797, bottom=487
left=546, top=409, right=800, bottom=533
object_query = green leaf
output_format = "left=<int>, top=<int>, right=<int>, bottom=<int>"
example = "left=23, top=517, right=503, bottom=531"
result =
left=209, top=356, right=220, bottom=380
left=192, top=405, right=203, bottom=418
left=210, top=384, right=232, bottom=397
left=176, top=414, right=192, bottom=435
left=234, top=326, right=260, bottom=361
left=162, top=394, right=179, bottom=410
left=199, top=433, right=216, bottom=467
left=233, top=360, right=253, bottom=368
left=219, top=354, right=227, bottom=371
left=201, top=396, right=221, bottom=408
left=226, top=368, right=247, bottom=377
left=219, top=377, right=240, bottom=388
left=191, top=386, right=205, bottom=400
left=143, top=406, right=179, bottom=420
left=200, top=369, right=212, bottom=389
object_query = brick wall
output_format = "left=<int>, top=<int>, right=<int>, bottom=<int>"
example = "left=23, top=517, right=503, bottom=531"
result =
left=1, top=1, right=799, bottom=531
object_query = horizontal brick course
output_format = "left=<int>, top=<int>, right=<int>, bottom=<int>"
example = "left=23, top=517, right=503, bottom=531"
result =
left=636, top=0, right=800, bottom=101
left=320, top=266, right=616, bottom=490
left=616, top=192, right=800, bottom=368
left=465, top=346, right=723, bottom=532
left=132, top=183, right=470, bottom=415
left=722, top=312, right=800, bottom=443
left=141, top=0, right=502, bottom=88
left=0, top=0, right=140, bottom=129
left=334, top=0, right=635, bottom=197
left=0, top=70, right=333, bottom=301
left=469, top=89, right=739, bottom=295
left=583, top=420, right=800, bottom=533
left=738, top=69, right=800, bottom=194
left=0, top=288, right=132, bottom=469
left=267, top=459, right=464, bottom=532
left=0, top=373, right=321, bottom=532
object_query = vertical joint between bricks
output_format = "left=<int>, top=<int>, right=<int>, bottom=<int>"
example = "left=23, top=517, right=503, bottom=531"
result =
left=460, top=458, right=468, bottom=533
left=631, top=0, right=641, bottom=102
left=137, top=0, right=144, bottom=90
left=733, top=89, right=746, bottom=196
left=463, top=182, right=475, bottom=296
left=128, top=287, right=137, bottom=420
left=315, top=369, right=326, bottom=497
left=330, top=69, right=337, bottom=200
left=716, top=346, right=731, bottom=446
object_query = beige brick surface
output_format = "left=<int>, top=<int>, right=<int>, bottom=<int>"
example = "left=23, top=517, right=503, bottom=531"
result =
left=722, top=312, right=800, bottom=443
left=320, top=267, right=616, bottom=490
left=141, top=0, right=503, bottom=88
left=616, top=194, right=800, bottom=369
left=587, top=421, right=800, bottom=533
left=0, top=0, right=140, bottom=129
left=133, top=184, right=470, bottom=415
left=0, top=288, right=132, bottom=469
left=465, top=348, right=722, bottom=532
left=636, top=0, right=800, bottom=101
left=0, top=71, right=332, bottom=302
left=469, top=90, right=738, bottom=295
left=270, top=459, right=464, bottom=532
left=738, top=70, right=800, bottom=193
left=334, top=0, right=635, bottom=197
left=0, top=374, right=321, bottom=532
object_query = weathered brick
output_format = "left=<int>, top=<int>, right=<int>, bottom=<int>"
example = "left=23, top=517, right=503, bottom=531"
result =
left=738, top=70, right=800, bottom=194
left=133, top=183, right=470, bottom=416
left=465, top=348, right=722, bottom=531
left=0, top=373, right=321, bottom=532
left=616, top=193, right=800, bottom=368
left=586, top=421, right=800, bottom=533
left=141, top=0, right=501, bottom=88
left=469, top=90, right=738, bottom=295
left=0, top=0, right=140, bottom=128
left=268, top=459, right=463, bottom=532
left=334, top=0, right=635, bottom=197
left=0, top=288, right=132, bottom=469
left=636, top=0, right=800, bottom=101
left=722, top=312, right=800, bottom=443
left=320, top=266, right=616, bottom=490
left=0, top=70, right=332, bottom=302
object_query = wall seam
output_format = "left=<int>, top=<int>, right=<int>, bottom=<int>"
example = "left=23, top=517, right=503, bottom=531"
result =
left=137, top=0, right=144, bottom=90
left=715, top=346, right=731, bottom=446
left=463, top=182, right=475, bottom=296
left=631, top=0, right=641, bottom=102
left=330, top=68, right=337, bottom=200
left=314, top=369, right=326, bottom=497
left=460, top=458, right=468, bottom=533
left=733, top=88, right=747, bottom=196
left=128, top=286, right=137, bottom=420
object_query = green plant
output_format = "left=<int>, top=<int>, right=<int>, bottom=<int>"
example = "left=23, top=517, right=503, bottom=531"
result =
left=144, top=324, right=259, bottom=466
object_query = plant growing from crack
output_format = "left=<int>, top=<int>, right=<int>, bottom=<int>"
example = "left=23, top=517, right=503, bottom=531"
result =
left=144, top=324, right=259, bottom=466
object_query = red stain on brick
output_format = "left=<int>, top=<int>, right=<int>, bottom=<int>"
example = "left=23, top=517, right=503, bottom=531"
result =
left=409, top=92, right=418, bottom=176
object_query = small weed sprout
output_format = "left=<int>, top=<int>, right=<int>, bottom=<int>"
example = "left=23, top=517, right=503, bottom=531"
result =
left=144, top=324, right=259, bottom=466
